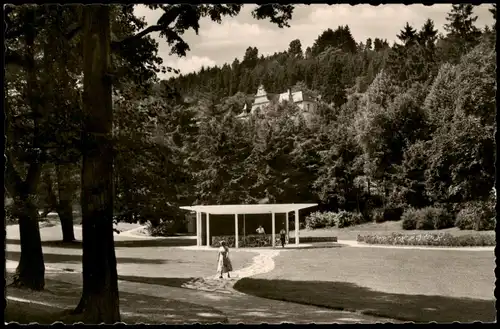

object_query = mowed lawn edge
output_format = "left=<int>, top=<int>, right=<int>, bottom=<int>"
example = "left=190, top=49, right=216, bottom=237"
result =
left=233, top=278, right=495, bottom=323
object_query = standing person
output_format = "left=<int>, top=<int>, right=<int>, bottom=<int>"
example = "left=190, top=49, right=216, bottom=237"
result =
left=217, top=241, right=233, bottom=279
left=279, top=226, right=287, bottom=248
left=255, top=225, right=266, bottom=247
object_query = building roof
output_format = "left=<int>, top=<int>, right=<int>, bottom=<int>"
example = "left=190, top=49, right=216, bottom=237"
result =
left=180, top=203, right=318, bottom=215
left=278, top=91, right=303, bottom=103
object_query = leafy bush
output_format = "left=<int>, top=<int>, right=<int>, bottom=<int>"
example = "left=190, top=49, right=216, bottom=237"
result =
left=5, top=204, right=17, bottom=225
left=428, top=207, right=454, bottom=229
left=415, top=211, right=434, bottom=230
left=401, top=208, right=418, bottom=230
left=305, top=211, right=336, bottom=229
left=305, top=211, right=365, bottom=229
left=383, top=207, right=404, bottom=222
left=371, top=208, right=385, bottom=223
left=405, top=206, right=454, bottom=230
left=455, top=201, right=496, bottom=231
left=146, top=220, right=189, bottom=236
left=357, top=232, right=495, bottom=247
left=336, top=211, right=364, bottom=228
left=371, top=206, right=404, bottom=223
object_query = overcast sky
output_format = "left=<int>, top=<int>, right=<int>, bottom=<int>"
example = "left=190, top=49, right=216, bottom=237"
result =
left=133, top=4, right=495, bottom=79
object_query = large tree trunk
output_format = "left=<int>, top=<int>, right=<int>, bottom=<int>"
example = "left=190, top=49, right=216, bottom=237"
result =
left=11, top=192, right=45, bottom=290
left=74, top=5, right=120, bottom=323
left=56, top=163, right=76, bottom=242
left=8, top=7, right=45, bottom=291
left=6, top=157, right=45, bottom=291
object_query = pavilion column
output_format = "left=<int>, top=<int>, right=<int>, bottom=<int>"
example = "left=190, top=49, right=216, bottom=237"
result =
left=286, top=212, right=289, bottom=239
left=206, top=213, right=210, bottom=247
left=195, top=212, right=200, bottom=246
left=271, top=212, right=276, bottom=247
left=294, top=209, right=299, bottom=245
left=198, top=212, right=203, bottom=246
left=234, top=214, right=239, bottom=248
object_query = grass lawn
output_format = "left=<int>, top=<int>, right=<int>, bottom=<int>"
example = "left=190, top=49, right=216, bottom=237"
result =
left=5, top=275, right=226, bottom=324
left=292, top=220, right=496, bottom=240
left=233, top=246, right=495, bottom=323
left=234, top=278, right=495, bottom=323
left=6, top=245, right=257, bottom=279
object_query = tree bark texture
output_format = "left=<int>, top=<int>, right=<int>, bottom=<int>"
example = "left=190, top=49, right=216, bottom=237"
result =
left=74, top=5, right=120, bottom=323
left=56, top=163, right=76, bottom=242
left=11, top=194, right=45, bottom=290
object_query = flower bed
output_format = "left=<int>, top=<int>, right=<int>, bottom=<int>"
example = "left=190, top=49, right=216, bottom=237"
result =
left=356, top=233, right=496, bottom=247
left=212, top=235, right=338, bottom=247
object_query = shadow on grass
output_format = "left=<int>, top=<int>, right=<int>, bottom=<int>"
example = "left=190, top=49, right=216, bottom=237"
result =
left=118, top=275, right=194, bottom=288
left=233, top=278, right=495, bottom=323
left=6, top=278, right=227, bottom=324
left=6, top=251, right=171, bottom=265
left=5, top=238, right=196, bottom=249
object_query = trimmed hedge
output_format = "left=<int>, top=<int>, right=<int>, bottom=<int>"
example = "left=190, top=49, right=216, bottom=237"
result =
left=357, top=233, right=495, bottom=247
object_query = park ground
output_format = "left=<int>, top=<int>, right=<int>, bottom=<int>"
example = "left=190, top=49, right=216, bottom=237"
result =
left=5, top=217, right=496, bottom=324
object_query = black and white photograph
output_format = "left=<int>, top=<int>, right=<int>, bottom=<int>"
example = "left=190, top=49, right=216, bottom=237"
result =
left=4, top=3, right=496, bottom=324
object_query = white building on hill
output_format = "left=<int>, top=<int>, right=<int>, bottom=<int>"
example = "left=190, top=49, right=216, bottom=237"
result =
left=237, top=85, right=318, bottom=119
left=252, top=85, right=317, bottom=113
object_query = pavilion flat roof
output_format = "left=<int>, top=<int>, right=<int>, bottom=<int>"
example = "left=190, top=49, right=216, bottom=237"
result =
left=179, top=203, right=318, bottom=215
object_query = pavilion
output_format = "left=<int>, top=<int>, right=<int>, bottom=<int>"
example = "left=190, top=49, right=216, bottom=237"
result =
left=179, top=204, right=317, bottom=248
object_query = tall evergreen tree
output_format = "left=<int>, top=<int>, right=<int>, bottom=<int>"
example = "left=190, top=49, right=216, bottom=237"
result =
left=397, top=22, right=418, bottom=46
left=444, top=4, right=481, bottom=40
left=441, top=4, right=481, bottom=62
left=365, top=38, right=373, bottom=50
left=418, top=19, right=438, bottom=48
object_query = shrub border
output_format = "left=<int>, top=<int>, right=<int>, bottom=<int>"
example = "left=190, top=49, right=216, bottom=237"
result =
left=357, top=233, right=495, bottom=247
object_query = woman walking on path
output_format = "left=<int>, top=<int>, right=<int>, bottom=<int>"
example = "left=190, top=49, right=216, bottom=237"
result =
left=217, top=240, right=233, bottom=279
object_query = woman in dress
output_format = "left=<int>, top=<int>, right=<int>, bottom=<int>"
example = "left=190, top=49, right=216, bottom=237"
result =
left=217, top=240, right=233, bottom=279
